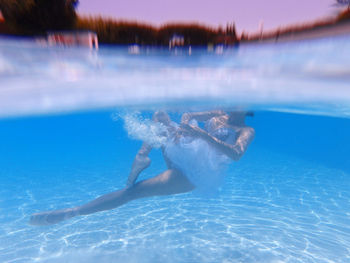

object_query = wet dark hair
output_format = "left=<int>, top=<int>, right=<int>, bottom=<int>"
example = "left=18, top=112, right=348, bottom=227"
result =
left=227, top=111, right=254, bottom=125
left=227, top=111, right=254, bottom=117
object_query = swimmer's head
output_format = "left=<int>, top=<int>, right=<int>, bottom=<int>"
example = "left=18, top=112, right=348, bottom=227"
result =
left=227, top=111, right=254, bottom=125
left=246, top=111, right=254, bottom=117
left=153, top=111, right=171, bottom=125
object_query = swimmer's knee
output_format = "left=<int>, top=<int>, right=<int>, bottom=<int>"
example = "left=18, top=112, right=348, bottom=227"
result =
left=140, top=169, right=194, bottom=195
left=159, top=169, right=188, bottom=183
left=158, top=169, right=178, bottom=182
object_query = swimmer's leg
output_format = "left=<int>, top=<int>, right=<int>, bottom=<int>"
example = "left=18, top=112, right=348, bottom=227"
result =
left=79, top=169, right=194, bottom=215
left=29, top=169, right=194, bottom=226
left=126, top=143, right=152, bottom=187
left=29, top=207, right=79, bottom=226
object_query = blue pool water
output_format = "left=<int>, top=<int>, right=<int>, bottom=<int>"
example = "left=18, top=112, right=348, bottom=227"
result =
left=0, top=36, right=350, bottom=263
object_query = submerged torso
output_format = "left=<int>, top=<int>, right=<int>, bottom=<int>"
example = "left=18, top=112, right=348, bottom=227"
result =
left=162, top=116, right=237, bottom=192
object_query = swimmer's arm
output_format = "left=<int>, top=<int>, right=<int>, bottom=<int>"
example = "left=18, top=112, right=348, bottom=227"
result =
left=181, top=110, right=225, bottom=124
left=126, top=143, right=152, bottom=187
left=190, top=126, right=255, bottom=161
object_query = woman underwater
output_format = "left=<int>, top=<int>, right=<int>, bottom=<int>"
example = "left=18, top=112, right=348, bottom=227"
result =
left=30, top=110, right=255, bottom=226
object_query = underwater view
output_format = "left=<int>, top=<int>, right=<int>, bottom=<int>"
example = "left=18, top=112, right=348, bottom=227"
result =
left=0, top=36, right=350, bottom=263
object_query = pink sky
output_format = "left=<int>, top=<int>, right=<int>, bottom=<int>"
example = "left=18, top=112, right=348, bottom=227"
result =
left=77, top=0, right=340, bottom=33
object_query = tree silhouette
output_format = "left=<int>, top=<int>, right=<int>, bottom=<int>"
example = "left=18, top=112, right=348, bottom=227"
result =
left=0, top=0, right=78, bottom=34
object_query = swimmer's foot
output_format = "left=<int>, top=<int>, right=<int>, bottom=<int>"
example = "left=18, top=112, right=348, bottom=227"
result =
left=29, top=208, right=79, bottom=226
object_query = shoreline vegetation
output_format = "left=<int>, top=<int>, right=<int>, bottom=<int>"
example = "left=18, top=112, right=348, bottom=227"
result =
left=0, top=15, right=238, bottom=46
left=242, top=8, right=350, bottom=43
left=0, top=0, right=349, bottom=45
left=75, top=17, right=230, bottom=46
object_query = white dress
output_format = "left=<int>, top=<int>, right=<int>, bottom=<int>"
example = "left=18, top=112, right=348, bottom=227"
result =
left=164, top=120, right=236, bottom=195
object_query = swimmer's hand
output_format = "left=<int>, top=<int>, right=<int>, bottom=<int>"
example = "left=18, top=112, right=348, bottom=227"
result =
left=173, top=123, right=199, bottom=142
left=179, top=123, right=205, bottom=137
left=180, top=123, right=221, bottom=145
left=127, top=154, right=151, bottom=187
left=181, top=110, right=225, bottom=124
left=29, top=208, right=79, bottom=226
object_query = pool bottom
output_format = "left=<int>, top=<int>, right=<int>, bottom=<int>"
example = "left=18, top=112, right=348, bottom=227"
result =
left=0, top=148, right=349, bottom=263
